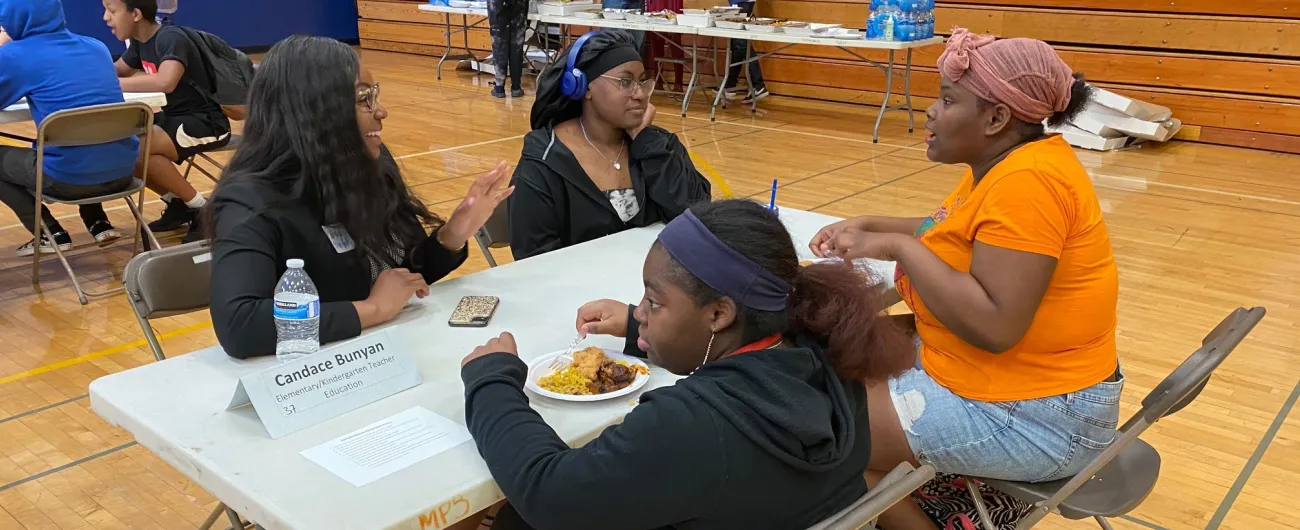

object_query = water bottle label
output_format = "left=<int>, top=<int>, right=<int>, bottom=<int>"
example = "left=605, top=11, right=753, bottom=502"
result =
left=274, top=293, right=320, bottom=320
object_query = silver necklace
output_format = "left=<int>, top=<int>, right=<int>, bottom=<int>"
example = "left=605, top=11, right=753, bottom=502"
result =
left=579, top=119, right=625, bottom=171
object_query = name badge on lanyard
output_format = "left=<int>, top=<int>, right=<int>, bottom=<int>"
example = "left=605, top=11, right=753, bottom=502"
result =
left=322, top=224, right=355, bottom=253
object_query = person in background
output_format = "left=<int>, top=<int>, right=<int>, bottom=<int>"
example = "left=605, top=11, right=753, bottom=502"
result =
left=721, top=0, right=768, bottom=104
left=460, top=199, right=914, bottom=530
left=207, top=36, right=513, bottom=359
left=0, top=0, right=138, bottom=256
left=103, top=0, right=230, bottom=242
left=511, top=30, right=710, bottom=260
left=487, top=0, right=527, bottom=98
left=811, top=29, right=1120, bottom=529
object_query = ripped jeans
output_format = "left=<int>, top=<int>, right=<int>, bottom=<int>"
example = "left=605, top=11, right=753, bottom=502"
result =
left=888, top=364, right=1123, bottom=482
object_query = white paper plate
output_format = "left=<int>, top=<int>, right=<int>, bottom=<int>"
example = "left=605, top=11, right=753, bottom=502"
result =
left=525, top=349, right=651, bottom=402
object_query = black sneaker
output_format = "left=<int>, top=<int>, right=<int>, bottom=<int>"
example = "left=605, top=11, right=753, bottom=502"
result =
left=17, top=231, right=72, bottom=257
left=148, top=198, right=195, bottom=233
left=88, top=220, right=122, bottom=244
left=181, top=216, right=207, bottom=244
left=742, top=87, right=770, bottom=105
left=490, top=86, right=506, bottom=99
left=510, top=88, right=524, bottom=98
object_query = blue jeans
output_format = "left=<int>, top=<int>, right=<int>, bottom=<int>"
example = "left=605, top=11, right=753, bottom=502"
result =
left=888, top=364, right=1123, bottom=482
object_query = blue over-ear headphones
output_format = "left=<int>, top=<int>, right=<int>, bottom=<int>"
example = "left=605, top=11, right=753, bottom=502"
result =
left=560, top=32, right=599, bottom=100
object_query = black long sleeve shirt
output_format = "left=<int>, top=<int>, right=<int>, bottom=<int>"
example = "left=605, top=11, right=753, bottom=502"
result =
left=460, top=306, right=871, bottom=530
left=507, top=125, right=712, bottom=260
left=208, top=174, right=466, bottom=359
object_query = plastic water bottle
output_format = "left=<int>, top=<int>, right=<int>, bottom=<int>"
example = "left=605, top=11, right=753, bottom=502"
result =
left=274, top=259, right=320, bottom=362
left=878, top=0, right=898, bottom=41
left=866, top=0, right=882, bottom=40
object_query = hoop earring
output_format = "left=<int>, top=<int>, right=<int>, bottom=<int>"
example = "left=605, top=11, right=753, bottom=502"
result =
left=691, top=333, right=715, bottom=376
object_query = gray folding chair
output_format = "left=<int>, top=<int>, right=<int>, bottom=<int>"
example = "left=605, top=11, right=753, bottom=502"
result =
left=122, top=240, right=213, bottom=361
left=31, top=101, right=162, bottom=304
left=806, top=462, right=937, bottom=530
left=122, top=240, right=249, bottom=530
left=965, top=306, right=1267, bottom=530
left=181, top=133, right=241, bottom=183
left=473, top=200, right=510, bottom=267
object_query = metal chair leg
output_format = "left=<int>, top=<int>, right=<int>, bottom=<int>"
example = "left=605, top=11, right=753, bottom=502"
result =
left=35, top=221, right=92, bottom=304
left=478, top=239, right=498, bottom=268
left=224, top=506, right=243, bottom=530
left=132, top=302, right=166, bottom=361
left=964, top=478, right=1000, bottom=530
left=125, top=195, right=162, bottom=251
left=1094, top=516, right=1115, bottom=530
left=198, top=503, right=224, bottom=530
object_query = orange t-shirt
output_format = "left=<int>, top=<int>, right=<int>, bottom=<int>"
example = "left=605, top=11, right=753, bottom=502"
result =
left=896, top=136, right=1119, bottom=401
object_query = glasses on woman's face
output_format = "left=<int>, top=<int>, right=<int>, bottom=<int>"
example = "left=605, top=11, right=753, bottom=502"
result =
left=599, top=75, right=656, bottom=98
left=357, top=83, right=381, bottom=112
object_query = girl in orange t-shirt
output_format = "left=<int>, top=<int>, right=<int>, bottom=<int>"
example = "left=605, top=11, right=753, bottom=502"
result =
left=811, top=29, right=1123, bottom=530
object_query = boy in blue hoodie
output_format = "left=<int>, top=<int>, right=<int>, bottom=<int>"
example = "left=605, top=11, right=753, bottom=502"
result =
left=0, top=0, right=139, bottom=256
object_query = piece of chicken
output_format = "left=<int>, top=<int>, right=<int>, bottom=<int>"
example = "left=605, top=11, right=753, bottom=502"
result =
left=597, top=361, right=635, bottom=393
left=572, top=347, right=606, bottom=381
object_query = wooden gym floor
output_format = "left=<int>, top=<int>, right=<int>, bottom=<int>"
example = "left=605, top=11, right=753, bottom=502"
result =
left=0, top=49, right=1298, bottom=530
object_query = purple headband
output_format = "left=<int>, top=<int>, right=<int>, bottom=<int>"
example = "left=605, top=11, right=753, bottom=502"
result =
left=657, top=210, right=790, bottom=311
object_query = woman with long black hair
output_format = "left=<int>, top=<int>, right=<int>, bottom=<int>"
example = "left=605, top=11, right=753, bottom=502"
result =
left=509, top=30, right=711, bottom=260
left=207, top=35, right=513, bottom=359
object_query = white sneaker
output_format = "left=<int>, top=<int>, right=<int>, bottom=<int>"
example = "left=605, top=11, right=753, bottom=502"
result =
left=89, top=221, right=121, bottom=244
left=17, top=232, right=72, bottom=257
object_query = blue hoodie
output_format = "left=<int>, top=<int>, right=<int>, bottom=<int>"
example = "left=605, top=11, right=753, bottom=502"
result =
left=0, top=0, right=138, bottom=185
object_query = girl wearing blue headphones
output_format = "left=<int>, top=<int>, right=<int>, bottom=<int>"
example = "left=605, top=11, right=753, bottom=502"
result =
left=508, top=30, right=712, bottom=261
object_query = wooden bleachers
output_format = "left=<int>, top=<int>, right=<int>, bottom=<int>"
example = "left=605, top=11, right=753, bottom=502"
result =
left=356, top=0, right=1300, bottom=153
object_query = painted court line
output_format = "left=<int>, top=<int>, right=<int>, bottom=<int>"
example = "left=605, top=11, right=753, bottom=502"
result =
left=1205, top=375, right=1300, bottom=529
left=0, top=393, right=88, bottom=425
left=394, top=134, right=527, bottom=160
left=683, top=115, right=927, bottom=151
left=0, top=441, right=138, bottom=493
left=1121, top=514, right=1170, bottom=530
left=0, top=321, right=213, bottom=386
left=1093, top=173, right=1300, bottom=208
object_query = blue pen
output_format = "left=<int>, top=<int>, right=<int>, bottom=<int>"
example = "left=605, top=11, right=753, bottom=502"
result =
left=768, top=179, right=778, bottom=211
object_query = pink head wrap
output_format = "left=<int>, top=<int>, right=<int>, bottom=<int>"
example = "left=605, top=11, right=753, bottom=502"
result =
left=936, top=28, right=1075, bottom=124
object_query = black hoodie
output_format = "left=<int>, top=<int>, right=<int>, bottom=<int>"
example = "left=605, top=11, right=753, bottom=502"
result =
left=507, top=125, right=712, bottom=260
left=461, top=306, right=871, bottom=530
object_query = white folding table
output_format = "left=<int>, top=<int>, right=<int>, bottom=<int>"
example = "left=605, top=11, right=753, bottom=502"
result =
left=89, top=208, right=894, bottom=530
left=418, top=4, right=491, bottom=80
left=0, top=91, right=167, bottom=125
left=697, top=29, right=942, bottom=142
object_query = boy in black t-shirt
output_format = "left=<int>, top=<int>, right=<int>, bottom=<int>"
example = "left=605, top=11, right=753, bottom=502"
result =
left=102, top=0, right=231, bottom=241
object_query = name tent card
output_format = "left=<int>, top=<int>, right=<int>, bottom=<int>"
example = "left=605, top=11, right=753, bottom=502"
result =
left=226, top=330, right=420, bottom=439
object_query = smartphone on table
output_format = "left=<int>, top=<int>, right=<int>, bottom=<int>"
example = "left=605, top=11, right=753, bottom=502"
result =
left=448, top=296, right=500, bottom=327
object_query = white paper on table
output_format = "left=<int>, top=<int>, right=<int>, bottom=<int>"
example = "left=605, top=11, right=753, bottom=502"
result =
left=300, top=406, right=473, bottom=487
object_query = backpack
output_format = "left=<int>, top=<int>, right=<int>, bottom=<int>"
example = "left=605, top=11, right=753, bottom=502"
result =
left=172, top=25, right=255, bottom=118
left=912, top=473, right=1033, bottom=530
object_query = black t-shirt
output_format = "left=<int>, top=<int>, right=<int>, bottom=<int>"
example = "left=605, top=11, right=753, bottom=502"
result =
left=121, top=25, right=223, bottom=118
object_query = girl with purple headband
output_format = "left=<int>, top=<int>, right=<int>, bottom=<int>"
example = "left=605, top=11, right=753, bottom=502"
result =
left=459, top=199, right=913, bottom=530
left=812, top=29, right=1122, bottom=528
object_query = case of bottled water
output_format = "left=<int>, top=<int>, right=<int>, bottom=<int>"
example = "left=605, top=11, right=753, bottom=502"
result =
left=274, top=259, right=321, bottom=363
left=867, top=0, right=934, bottom=41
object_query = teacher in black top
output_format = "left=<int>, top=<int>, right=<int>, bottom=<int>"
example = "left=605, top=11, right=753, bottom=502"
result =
left=509, top=30, right=712, bottom=260
left=208, top=36, right=512, bottom=359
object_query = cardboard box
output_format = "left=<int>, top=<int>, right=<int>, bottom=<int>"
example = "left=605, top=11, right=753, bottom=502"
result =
left=1075, top=103, right=1181, bottom=141
left=1090, top=86, right=1173, bottom=122
left=1049, top=124, right=1135, bottom=151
